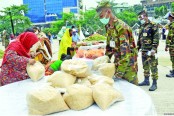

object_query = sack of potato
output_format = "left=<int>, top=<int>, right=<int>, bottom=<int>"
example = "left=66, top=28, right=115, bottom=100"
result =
left=98, top=63, right=115, bottom=78
left=61, top=59, right=91, bottom=78
left=92, top=56, right=110, bottom=70
left=26, top=61, right=45, bottom=81
left=88, top=74, right=114, bottom=86
left=63, top=84, right=94, bottom=110
left=76, top=78, right=91, bottom=87
left=92, top=84, right=124, bottom=110
left=47, top=71, right=76, bottom=88
left=27, top=86, right=69, bottom=115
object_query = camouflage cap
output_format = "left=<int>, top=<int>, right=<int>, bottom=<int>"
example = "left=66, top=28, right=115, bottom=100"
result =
left=96, top=0, right=111, bottom=12
left=138, top=10, right=146, bottom=16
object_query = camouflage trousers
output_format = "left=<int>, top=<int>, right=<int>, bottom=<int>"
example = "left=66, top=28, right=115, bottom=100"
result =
left=169, top=49, right=174, bottom=70
left=142, top=52, right=158, bottom=80
left=115, top=55, right=138, bottom=85
left=122, top=66, right=138, bottom=85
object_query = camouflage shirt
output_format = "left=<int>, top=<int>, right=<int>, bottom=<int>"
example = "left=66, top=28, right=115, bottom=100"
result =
left=166, top=21, right=174, bottom=49
left=137, top=20, right=159, bottom=52
left=105, top=19, right=138, bottom=78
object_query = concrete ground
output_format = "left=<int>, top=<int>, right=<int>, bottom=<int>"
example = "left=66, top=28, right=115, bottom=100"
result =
left=138, top=40, right=174, bottom=115
left=0, top=39, right=174, bottom=115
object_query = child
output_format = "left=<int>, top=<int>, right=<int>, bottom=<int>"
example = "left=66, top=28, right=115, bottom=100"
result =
left=45, top=54, right=72, bottom=75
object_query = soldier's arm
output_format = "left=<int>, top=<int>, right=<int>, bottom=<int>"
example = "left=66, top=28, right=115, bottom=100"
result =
left=105, top=30, right=113, bottom=59
left=166, top=31, right=170, bottom=48
left=137, top=28, right=142, bottom=51
left=152, top=24, right=159, bottom=51
left=166, top=24, right=172, bottom=48
left=115, top=33, right=130, bottom=78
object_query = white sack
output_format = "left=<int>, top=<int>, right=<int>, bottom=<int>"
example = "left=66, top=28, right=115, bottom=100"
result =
left=92, top=56, right=109, bottom=70
left=47, top=71, right=76, bottom=88
left=92, top=84, right=124, bottom=110
left=61, top=59, right=91, bottom=78
left=26, top=61, right=45, bottom=81
left=63, top=84, right=94, bottom=110
left=27, top=86, right=69, bottom=115
left=98, top=63, right=115, bottom=78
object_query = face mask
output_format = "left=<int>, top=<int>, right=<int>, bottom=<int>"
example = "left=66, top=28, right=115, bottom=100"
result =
left=140, top=19, right=145, bottom=24
left=100, top=12, right=110, bottom=25
left=35, top=30, right=39, bottom=35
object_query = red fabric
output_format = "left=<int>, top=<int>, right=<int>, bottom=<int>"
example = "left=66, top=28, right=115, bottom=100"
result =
left=1, top=32, right=39, bottom=65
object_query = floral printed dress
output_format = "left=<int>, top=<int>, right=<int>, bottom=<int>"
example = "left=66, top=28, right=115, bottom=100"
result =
left=0, top=50, right=30, bottom=86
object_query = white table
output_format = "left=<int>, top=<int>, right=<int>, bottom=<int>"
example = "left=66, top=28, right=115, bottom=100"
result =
left=0, top=77, right=157, bottom=116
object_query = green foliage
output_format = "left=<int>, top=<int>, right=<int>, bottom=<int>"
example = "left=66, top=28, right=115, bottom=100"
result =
left=116, top=10, right=138, bottom=27
left=62, top=13, right=75, bottom=24
left=0, top=5, right=32, bottom=34
left=172, top=2, right=174, bottom=12
left=155, top=5, right=168, bottom=17
left=84, top=33, right=106, bottom=42
left=83, top=10, right=103, bottom=29
left=47, top=10, right=105, bottom=35
left=43, top=20, right=64, bottom=35
left=155, top=7, right=160, bottom=16
left=133, top=4, right=143, bottom=14
left=0, top=49, right=4, bottom=59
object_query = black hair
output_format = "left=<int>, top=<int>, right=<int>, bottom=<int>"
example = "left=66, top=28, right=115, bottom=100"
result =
left=25, top=28, right=34, bottom=33
left=138, top=10, right=148, bottom=17
left=60, top=53, right=67, bottom=60
left=63, top=55, right=72, bottom=61
left=33, top=26, right=40, bottom=32
left=69, top=29, right=72, bottom=32
left=71, top=25, right=75, bottom=29
left=60, top=53, right=72, bottom=61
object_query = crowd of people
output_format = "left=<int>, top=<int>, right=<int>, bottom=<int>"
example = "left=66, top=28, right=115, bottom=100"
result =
left=0, top=0, right=174, bottom=92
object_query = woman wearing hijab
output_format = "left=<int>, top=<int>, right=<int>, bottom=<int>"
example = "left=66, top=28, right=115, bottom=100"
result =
left=0, top=32, right=39, bottom=86
left=32, top=27, right=52, bottom=65
left=58, top=28, right=73, bottom=59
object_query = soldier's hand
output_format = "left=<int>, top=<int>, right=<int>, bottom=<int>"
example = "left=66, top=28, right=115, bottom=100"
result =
left=165, top=47, right=168, bottom=51
left=28, top=59, right=36, bottom=65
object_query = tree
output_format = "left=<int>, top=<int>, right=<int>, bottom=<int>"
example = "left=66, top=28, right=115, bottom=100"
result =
left=0, top=5, right=32, bottom=35
left=159, top=6, right=167, bottom=16
left=155, top=5, right=168, bottom=17
left=116, top=10, right=138, bottom=27
left=155, top=7, right=160, bottom=17
left=133, top=4, right=143, bottom=14
left=171, top=2, right=174, bottom=12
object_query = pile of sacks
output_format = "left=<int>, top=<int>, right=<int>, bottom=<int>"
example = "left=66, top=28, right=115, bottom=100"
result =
left=26, top=56, right=124, bottom=115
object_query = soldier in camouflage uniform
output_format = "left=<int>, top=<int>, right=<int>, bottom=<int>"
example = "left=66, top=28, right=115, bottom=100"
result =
left=137, top=10, right=159, bottom=91
left=165, top=12, right=174, bottom=78
left=96, top=0, right=138, bottom=85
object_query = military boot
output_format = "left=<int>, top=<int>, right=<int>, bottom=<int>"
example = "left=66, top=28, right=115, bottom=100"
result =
left=166, top=70, right=174, bottom=78
left=138, top=77, right=150, bottom=86
left=149, top=79, right=157, bottom=91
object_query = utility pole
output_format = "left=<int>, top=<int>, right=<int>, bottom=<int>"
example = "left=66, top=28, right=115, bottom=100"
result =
left=9, top=9, right=15, bottom=35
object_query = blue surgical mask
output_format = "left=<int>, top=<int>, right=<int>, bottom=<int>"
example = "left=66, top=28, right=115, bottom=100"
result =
left=100, top=12, right=110, bottom=25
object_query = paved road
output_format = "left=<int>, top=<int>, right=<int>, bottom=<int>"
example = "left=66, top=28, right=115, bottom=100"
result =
left=0, top=39, right=174, bottom=115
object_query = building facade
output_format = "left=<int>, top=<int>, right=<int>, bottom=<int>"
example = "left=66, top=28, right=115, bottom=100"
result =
left=23, top=0, right=80, bottom=23
left=141, top=0, right=174, bottom=16
left=113, top=3, right=129, bottom=13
